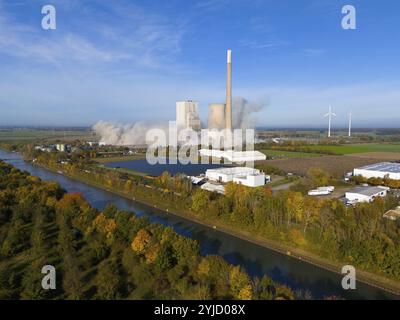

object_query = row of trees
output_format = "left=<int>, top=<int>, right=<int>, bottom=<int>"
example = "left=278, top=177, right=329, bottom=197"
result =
left=190, top=182, right=400, bottom=280
left=0, top=160, right=294, bottom=300
left=352, top=175, right=400, bottom=189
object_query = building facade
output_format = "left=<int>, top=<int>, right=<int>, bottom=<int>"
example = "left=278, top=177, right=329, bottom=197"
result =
left=205, top=167, right=267, bottom=187
left=345, top=186, right=389, bottom=204
left=176, top=100, right=201, bottom=131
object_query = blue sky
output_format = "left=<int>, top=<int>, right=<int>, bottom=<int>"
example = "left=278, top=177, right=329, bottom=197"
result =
left=0, top=0, right=399, bottom=128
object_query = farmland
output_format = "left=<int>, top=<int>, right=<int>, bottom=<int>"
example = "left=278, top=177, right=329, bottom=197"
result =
left=257, top=155, right=385, bottom=177
left=261, top=149, right=321, bottom=159
left=307, top=143, right=400, bottom=155
left=0, top=128, right=92, bottom=142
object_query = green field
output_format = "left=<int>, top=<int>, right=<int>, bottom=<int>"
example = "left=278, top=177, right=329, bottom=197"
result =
left=94, top=155, right=145, bottom=163
left=0, top=129, right=92, bottom=142
left=261, top=149, right=321, bottom=159
left=308, top=143, right=400, bottom=155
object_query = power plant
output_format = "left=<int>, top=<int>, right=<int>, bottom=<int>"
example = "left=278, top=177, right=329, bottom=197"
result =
left=177, top=49, right=234, bottom=133
left=225, top=49, right=233, bottom=130
left=207, top=49, right=233, bottom=131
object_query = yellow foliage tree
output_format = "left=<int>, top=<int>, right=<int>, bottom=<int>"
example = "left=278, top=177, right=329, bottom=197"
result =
left=131, top=228, right=152, bottom=253
left=197, top=257, right=211, bottom=277
left=229, top=266, right=253, bottom=300
left=145, top=244, right=160, bottom=264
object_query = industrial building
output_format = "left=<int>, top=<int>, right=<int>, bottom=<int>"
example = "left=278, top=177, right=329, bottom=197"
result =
left=345, top=186, right=389, bottom=204
left=205, top=167, right=268, bottom=188
left=308, top=186, right=335, bottom=196
left=208, top=103, right=226, bottom=130
left=200, top=182, right=226, bottom=194
left=199, top=149, right=266, bottom=162
left=176, top=100, right=201, bottom=131
left=207, top=49, right=233, bottom=132
left=55, top=144, right=68, bottom=152
left=353, top=162, right=400, bottom=180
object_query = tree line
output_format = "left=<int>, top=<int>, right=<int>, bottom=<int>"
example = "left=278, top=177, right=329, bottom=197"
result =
left=0, top=160, right=295, bottom=300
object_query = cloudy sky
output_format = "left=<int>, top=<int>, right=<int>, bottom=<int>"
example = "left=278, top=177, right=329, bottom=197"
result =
left=0, top=0, right=399, bottom=128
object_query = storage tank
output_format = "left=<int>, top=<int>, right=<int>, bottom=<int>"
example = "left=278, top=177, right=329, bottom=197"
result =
left=208, top=103, right=226, bottom=130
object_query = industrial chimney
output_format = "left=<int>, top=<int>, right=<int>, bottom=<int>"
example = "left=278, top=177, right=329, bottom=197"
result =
left=226, top=49, right=232, bottom=130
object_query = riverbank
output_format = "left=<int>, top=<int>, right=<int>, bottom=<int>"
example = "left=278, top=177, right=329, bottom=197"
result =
left=31, top=161, right=400, bottom=298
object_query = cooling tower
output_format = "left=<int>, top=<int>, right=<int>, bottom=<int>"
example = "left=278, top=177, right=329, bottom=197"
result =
left=208, top=103, right=226, bottom=130
left=226, top=49, right=232, bottom=130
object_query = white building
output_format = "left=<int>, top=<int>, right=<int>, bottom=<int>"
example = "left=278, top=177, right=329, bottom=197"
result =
left=353, top=162, right=400, bottom=180
left=176, top=100, right=201, bottom=132
left=345, top=186, right=389, bottom=204
left=55, top=144, right=67, bottom=152
left=205, top=167, right=267, bottom=188
left=200, top=182, right=226, bottom=194
left=308, top=186, right=335, bottom=196
left=199, top=149, right=267, bottom=162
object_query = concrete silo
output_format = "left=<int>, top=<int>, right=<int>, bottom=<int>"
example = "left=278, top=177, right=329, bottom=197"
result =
left=208, top=103, right=226, bottom=130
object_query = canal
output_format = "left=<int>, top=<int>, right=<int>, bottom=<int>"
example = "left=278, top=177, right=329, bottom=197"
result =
left=0, top=149, right=397, bottom=300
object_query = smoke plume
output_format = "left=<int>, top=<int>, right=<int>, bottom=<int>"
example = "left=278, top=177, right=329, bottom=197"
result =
left=93, top=121, right=168, bottom=146
left=233, top=97, right=269, bottom=129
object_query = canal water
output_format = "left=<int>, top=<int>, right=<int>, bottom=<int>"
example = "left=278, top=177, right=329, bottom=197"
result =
left=0, top=150, right=397, bottom=300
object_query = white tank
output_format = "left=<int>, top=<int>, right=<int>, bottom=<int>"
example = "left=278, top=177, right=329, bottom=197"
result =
left=208, top=103, right=226, bottom=130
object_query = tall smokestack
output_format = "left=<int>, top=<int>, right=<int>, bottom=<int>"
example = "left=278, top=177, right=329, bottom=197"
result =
left=226, top=49, right=232, bottom=130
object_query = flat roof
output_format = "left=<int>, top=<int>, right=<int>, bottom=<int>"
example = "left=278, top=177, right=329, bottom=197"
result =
left=356, top=162, right=400, bottom=173
left=347, top=186, right=388, bottom=197
left=206, top=167, right=261, bottom=175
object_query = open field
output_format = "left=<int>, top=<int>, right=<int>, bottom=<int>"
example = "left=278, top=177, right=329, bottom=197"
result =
left=308, top=143, right=400, bottom=155
left=257, top=155, right=386, bottom=177
left=94, top=155, right=145, bottom=163
left=0, top=128, right=93, bottom=142
left=261, top=149, right=321, bottom=159
left=345, top=152, right=400, bottom=161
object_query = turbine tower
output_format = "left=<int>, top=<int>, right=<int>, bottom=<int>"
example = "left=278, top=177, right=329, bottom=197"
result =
left=324, top=106, right=336, bottom=138
left=348, top=112, right=352, bottom=137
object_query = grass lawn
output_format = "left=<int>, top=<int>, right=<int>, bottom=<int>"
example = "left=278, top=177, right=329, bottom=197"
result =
left=308, top=143, right=400, bottom=155
left=94, top=155, right=145, bottom=163
left=261, top=149, right=321, bottom=159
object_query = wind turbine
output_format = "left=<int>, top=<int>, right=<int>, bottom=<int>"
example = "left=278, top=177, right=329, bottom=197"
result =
left=348, top=112, right=352, bottom=137
left=324, top=106, right=336, bottom=138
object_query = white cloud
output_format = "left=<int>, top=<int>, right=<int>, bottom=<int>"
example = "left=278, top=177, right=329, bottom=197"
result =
left=0, top=0, right=186, bottom=69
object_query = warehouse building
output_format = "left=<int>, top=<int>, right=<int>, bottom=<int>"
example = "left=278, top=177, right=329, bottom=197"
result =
left=205, top=167, right=268, bottom=188
left=353, top=162, right=400, bottom=180
left=345, top=186, right=389, bottom=204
